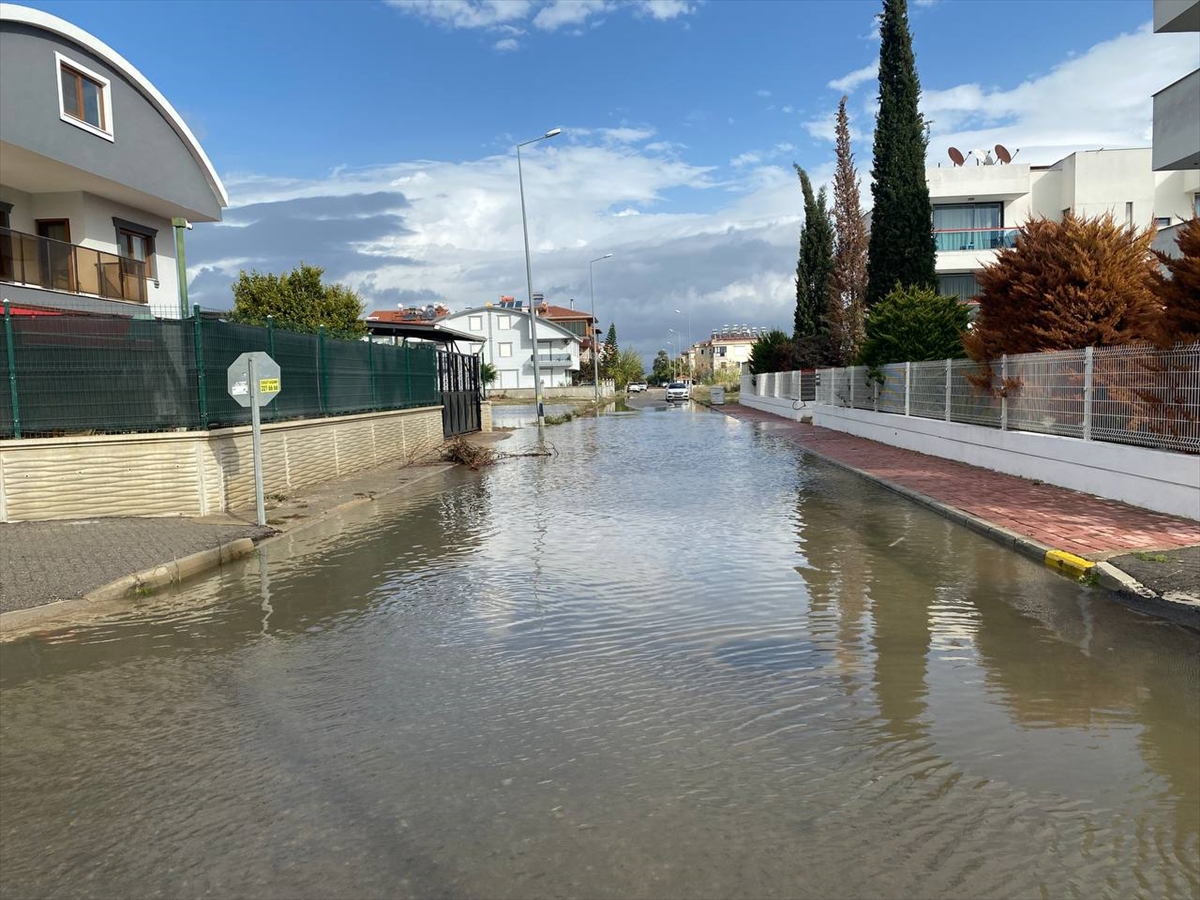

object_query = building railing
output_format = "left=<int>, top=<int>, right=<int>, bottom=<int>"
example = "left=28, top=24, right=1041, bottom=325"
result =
left=811, top=344, right=1200, bottom=454
left=933, top=227, right=1018, bottom=253
left=537, top=352, right=574, bottom=365
left=0, top=226, right=146, bottom=305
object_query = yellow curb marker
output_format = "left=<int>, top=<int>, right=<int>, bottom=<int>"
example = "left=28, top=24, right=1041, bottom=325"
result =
left=1044, top=549, right=1095, bottom=578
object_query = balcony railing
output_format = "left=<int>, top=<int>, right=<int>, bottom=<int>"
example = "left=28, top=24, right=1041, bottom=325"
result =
left=537, top=352, right=574, bottom=365
left=933, top=227, right=1018, bottom=253
left=0, top=226, right=147, bottom=305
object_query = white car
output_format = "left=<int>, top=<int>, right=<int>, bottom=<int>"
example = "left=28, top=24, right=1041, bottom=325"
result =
left=628, top=382, right=647, bottom=393
left=665, top=382, right=689, bottom=402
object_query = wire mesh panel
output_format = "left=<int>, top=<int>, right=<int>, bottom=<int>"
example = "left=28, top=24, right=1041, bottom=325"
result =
left=265, top=328, right=323, bottom=424
left=198, top=319, right=271, bottom=428
left=1006, top=349, right=1086, bottom=438
left=849, top=366, right=875, bottom=410
left=877, top=363, right=906, bottom=414
left=1092, top=343, right=1200, bottom=453
left=324, top=338, right=375, bottom=415
left=3, top=311, right=199, bottom=437
left=799, top=370, right=817, bottom=402
left=948, top=358, right=1000, bottom=427
left=909, top=360, right=947, bottom=420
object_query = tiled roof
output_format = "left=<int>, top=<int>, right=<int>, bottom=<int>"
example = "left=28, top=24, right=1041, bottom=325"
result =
left=364, top=309, right=447, bottom=324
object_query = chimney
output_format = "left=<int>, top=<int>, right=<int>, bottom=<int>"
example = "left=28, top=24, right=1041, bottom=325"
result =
left=569, top=298, right=574, bottom=310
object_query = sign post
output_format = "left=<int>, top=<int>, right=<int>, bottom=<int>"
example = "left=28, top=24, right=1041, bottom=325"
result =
left=227, top=352, right=282, bottom=526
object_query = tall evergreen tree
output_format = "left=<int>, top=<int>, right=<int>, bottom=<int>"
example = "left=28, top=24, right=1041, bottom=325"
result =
left=830, top=96, right=869, bottom=366
left=601, top=323, right=619, bottom=377
left=865, top=0, right=937, bottom=307
left=794, top=165, right=835, bottom=358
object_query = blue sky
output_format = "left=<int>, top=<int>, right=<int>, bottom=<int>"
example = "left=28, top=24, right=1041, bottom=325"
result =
left=19, top=0, right=1199, bottom=360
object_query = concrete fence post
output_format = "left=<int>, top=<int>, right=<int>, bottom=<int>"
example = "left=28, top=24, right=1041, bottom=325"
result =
left=1000, top=354, right=1008, bottom=431
left=904, top=361, right=912, bottom=416
left=944, top=358, right=952, bottom=422
left=1083, top=345, right=1094, bottom=441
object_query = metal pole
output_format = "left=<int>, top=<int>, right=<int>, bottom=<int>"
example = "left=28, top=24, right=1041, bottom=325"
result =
left=518, top=142, right=545, bottom=427
left=368, top=333, right=377, bottom=409
left=3, top=301, right=20, bottom=439
left=1000, top=354, right=1008, bottom=431
left=904, top=361, right=912, bottom=416
left=192, top=304, right=208, bottom=429
left=248, top=354, right=266, bottom=527
left=172, top=218, right=189, bottom=320
left=317, top=325, right=328, bottom=415
left=944, top=358, right=952, bottom=422
left=1083, top=346, right=1094, bottom=441
left=589, top=261, right=600, bottom=412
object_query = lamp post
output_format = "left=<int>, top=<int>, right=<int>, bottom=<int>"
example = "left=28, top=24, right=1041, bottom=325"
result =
left=589, top=253, right=613, bottom=412
left=517, top=126, right=561, bottom=427
left=675, top=307, right=691, bottom=381
left=667, top=335, right=677, bottom=380
left=668, top=329, right=679, bottom=380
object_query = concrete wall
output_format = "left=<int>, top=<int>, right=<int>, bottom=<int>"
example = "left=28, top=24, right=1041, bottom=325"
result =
left=480, top=400, right=492, bottom=433
left=812, top=405, right=1200, bottom=521
left=1154, top=70, right=1200, bottom=171
left=0, top=405, right=444, bottom=522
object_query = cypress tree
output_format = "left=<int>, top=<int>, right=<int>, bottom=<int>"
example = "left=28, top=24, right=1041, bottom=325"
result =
left=865, top=0, right=937, bottom=307
left=601, top=323, right=618, bottom=377
left=794, top=165, right=835, bottom=359
left=831, top=96, right=868, bottom=365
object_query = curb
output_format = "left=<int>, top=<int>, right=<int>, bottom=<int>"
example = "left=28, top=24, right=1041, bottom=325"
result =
left=710, top=405, right=1199, bottom=627
left=0, top=537, right=256, bottom=637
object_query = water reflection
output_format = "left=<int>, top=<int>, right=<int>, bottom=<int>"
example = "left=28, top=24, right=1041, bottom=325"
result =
left=1, top=410, right=1196, bottom=900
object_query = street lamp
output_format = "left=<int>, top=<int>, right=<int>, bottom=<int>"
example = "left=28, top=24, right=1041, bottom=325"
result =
left=517, top=126, right=562, bottom=427
left=675, top=307, right=691, bottom=381
left=668, top=329, right=679, bottom=380
left=589, top=253, right=613, bottom=413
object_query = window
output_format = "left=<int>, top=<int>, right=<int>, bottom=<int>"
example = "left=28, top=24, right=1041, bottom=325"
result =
left=1155, top=216, right=1171, bottom=228
left=56, top=54, right=113, bottom=140
left=1125, top=202, right=1134, bottom=227
left=938, top=273, right=981, bottom=303
left=468, top=315, right=483, bottom=331
left=113, top=218, right=157, bottom=279
left=1194, top=194, right=1199, bottom=218
left=498, top=342, right=513, bottom=358
left=716, top=346, right=727, bottom=357
left=932, top=203, right=1004, bottom=251
left=496, top=314, right=511, bottom=330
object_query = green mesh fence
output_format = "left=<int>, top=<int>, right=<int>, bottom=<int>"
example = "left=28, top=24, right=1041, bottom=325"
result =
left=0, top=305, right=441, bottom=438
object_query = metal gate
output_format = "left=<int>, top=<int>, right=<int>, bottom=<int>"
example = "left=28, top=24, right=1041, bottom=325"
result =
left=437, top=349, right=481, bottom=437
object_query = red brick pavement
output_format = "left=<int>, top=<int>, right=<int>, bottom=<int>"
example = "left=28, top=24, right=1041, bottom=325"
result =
left=722, top=404, right=1199, bottom=558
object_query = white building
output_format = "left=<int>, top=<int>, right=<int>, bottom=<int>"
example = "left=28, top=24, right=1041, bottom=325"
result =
left=1153, top=0, right=1199, bottom=173
left=0, top=4, right=227, bottom=318
left=692, top=326, right=763, bottom=378
left=927, top=147, right=1200, bottom=301
left=442, top=305, right=581, bottom=390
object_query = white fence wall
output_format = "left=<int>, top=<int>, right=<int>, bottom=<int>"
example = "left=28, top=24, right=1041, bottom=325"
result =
left=813, top=405, right=1200, bottom=520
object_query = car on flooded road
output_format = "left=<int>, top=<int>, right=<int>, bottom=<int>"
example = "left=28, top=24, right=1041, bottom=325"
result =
left=665, top=382, right=689, bottom=402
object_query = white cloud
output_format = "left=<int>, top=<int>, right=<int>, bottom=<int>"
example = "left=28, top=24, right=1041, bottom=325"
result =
left=827, top=62, right=878, bottom=95
left=635, top=0, right=695, bottom=21
left=493, top=37, right=520, bottom=52
left=533, top=0, right=608, bottom=30
left=781, top=105, right=794, bottom=114
left=730, top=152, right=761, bottom=168
left=756, top=89, right=771, bottom=98
left=387, top=0, right=694, bottom=37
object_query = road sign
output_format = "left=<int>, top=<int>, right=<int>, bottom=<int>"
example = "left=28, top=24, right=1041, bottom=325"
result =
left=227, top=352, right=281, bottom=408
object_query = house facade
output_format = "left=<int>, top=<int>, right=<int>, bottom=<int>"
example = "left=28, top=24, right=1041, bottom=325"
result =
left=692, top=327, right=762, bottom=378
left=442, top=305, right=581, bottom=390
left=927, top=147, right=1199, bottom=301
left=0, top=3, right=227, bottom=318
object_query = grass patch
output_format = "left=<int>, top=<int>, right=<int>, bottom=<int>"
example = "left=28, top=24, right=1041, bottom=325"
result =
left=543, top=410, right=576, bottom=425
left=1134, top=551, right=1170, bottom=563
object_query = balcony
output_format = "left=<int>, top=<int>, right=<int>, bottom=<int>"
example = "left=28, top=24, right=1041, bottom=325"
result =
left=0, top=226, right=147, bottom=305
left=933, top=227, right=1018, bottom=253
left=537, top=352, right=574, bottom=365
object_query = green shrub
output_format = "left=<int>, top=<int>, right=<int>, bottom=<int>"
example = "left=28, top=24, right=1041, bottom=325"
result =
left=858, top=284, right=969, bottom=368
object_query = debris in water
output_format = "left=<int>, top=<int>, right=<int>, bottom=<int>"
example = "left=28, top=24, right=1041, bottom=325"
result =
left=442, top=436, right=557, bottom=470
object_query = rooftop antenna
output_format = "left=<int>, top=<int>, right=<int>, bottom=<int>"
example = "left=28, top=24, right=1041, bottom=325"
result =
left=994, top=144, right=1012, bottom=165
left=948, top=146, right=965, bottom=167
left=982, top=149, right=996, bottom=165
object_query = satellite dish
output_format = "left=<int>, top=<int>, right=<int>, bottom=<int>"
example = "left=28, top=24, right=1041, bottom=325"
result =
left=948, top=146, right=965, bottom=167
left=995, top=144, right=1012, bottom=164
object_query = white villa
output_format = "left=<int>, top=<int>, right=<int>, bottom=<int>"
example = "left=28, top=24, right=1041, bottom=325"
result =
left=442, top=304, right=581, bottom=390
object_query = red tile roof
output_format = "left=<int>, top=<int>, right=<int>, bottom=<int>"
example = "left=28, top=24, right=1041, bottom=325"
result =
left=364, top=309, right=447, bottom=324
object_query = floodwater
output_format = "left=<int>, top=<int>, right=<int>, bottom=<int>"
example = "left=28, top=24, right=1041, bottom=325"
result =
left=1, top=403, right=1197, bottom=900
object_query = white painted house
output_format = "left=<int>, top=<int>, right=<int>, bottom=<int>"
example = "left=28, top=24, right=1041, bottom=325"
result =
left=0, top=3, right=227, bottom=318
left=442, top=305, right=581, bottom=390
left=927, top=147, right=1200, bottom=301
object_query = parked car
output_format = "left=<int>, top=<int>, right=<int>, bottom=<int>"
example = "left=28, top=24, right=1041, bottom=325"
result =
left=628, top=382, right=647, bottom=393
left=665, top=382, right=689, bottom=402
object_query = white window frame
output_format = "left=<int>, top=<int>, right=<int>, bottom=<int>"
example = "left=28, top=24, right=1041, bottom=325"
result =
left=468, top=315, right=483, bottom=332
left=498, top=342, right=513, bottom=358
left=496, top=315, right=511, bottom=330
left=55, top=52, right=114, bottom=142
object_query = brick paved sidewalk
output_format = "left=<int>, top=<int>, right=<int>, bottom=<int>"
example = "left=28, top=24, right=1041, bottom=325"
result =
left=722, top=404, right=1198, bottom=559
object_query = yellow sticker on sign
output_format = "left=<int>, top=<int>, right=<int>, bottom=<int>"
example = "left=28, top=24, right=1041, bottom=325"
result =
left=259, top=378, right=281, bottom=393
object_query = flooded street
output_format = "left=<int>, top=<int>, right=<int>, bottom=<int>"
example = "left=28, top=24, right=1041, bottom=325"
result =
left=2, top=403, right=1197, bottom=899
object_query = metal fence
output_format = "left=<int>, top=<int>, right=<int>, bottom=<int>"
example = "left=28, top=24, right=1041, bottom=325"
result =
left=1, top=302, right=440, bottom=439
left=813, top=344, right=1200, bottom=454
